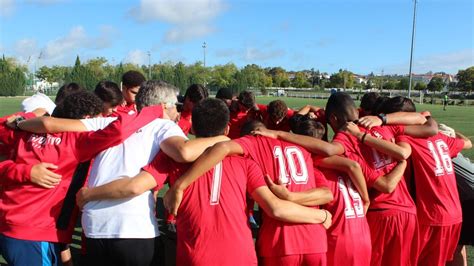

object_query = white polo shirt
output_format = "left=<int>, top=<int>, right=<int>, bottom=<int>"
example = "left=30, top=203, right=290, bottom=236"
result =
left=80, top=117, right=186, bottom=239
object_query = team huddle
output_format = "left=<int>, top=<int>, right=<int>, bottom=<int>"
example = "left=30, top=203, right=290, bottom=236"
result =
left=0, top=70, right=471, bottom=266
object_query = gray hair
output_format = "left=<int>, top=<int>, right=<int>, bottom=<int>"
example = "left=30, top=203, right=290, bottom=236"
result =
left=135, top=80, right=179, bottom=111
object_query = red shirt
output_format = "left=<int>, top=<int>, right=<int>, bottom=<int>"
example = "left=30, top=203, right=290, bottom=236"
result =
left=116, top=102, right=136, bottom=114
left=234, top=135, right=327, bottom=257
left=333, top=126, right=416, bottom=215
left=397, top=133, right=464, bottom=226
left=0, top=106, right=162, bottom=243
left=143, top=152, right=266, bottom=266
left=177, top=111, right=192, bottom=135
left=257, top=104, right=294, bottom=132
left=316, top=164, right=371, bottom=266
left=227, top=108, right=262, bottom=139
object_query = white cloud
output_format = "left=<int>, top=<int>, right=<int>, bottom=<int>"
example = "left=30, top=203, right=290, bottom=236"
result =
left=384, top=49, right=474, bottom=74
left=13, top=38, right=38, bottom=63
left=25, top=0, right=65, bottom=6
left=89, top=25, right=118, bottom=49
left=0, top=0, right=15, bottom=17
left=42, top=26, right=88, bottom=61
left=130, top=0, right=226, bottom=43
left=124, top=49, right=148, bottom=65
left=160, top=48, right=186, bottom=63
left=244, top=47, right=285, bottom=61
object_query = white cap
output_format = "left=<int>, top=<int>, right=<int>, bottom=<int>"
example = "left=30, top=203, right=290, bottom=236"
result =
left=22, top=92, right=56, bottom=115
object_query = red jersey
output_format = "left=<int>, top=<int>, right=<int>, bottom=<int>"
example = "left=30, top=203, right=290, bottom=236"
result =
left=397, top=133, right=464, bottom=226
left=143, top=152, right=266, bottom=266
left=333, top=126, right=416, bottom=215
left=316, top=163, right=371, bottom=266
left=257, top=104, right=294, bottom=132
left=177, top=111, right=192, bottom=135
left=234, top=135, right=327, bottom=257
left=0, top=106, right=162, bottom=243
left=116, top=102, right=136, bottom=114
left=227, top=109, right=262, bottom=139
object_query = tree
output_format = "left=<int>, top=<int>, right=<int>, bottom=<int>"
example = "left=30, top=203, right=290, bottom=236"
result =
left=383, top=80, right=397, bottom=91
left=397, top=78, right=410, bottom=91
left=414, top=82, right=427, bottom=91
left=427, top=77, right=445, bottom=91
left=174, top=62, right=188, bottom=93
left=267, top=67, right=289, bottom=87
left=456, top=66, right=474, bottom=92
left=64, top=55, right=97, bottom=90
left=0, top=55, right=26, bottom=96
left=291, top=72, right=311, bottom=88
left=329, top=69, right=354, bottom=88
left=208, top=63, right=238, bottom=91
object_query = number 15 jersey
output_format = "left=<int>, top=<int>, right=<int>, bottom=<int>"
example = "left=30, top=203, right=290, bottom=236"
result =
left=234, top=135, right=328, bottom=258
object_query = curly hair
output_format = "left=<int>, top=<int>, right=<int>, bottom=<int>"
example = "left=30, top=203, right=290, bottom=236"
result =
left=54, top=91, right=103, bottom=119
left=267, top=100, right=288, bottom=122
left=122, top=70, right=146, bottom=89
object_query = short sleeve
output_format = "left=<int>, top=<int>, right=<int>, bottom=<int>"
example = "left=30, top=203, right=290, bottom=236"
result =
left=332, top=132, right=356, bottom=155
left=233, top=136, right=254, bottom=158
left=143, top=152, right=175, bottom=187
left=441, top=134, right=465, bottom=158
left=392, top=125, right=405, bottom=136
left=245, top=159, right=266, bottom=194
left=352, top=156, right=381, bottom=188
left=396, top=134, right=411, bottom=144
left=80, top=117, right=117, bottom=131
left=156, top=121, right=188, bottom=145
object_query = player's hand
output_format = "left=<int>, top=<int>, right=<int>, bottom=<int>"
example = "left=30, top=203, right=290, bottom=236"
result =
left=30, top=162, right=62, bottom=188
left=321, top=209, right=332, bottom=229
left=264, top=174, right=290, bottom=200
left=420, top=111, right=431, bottom=117
left=363, top=201, right=370, bottom=215
left=358, top=116, right=382, bottom=129
left=164, top=186, right=184, bottom=216
left=76, top=187, right=89, bottom=210
left=251, top=127, right=278, bottom=139
left=340, top=122, right=361, bottom=137
left=5, top=115, right=21, bottom=129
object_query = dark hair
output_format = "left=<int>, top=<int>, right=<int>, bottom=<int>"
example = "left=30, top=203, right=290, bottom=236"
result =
left=192, top=98, right=230, bottom=137
left=184, top=84, right=209, bottom=103
left=216, top=87, right=234, bottom=100
left=371, top=96, right=390, bottom=115
left=55, top=82, right=84, bottom=105
left=53, top=91, right=103, bottom=119
left=94, top=81, right=124, bottom=107
left=122, top=71, right=146, bottom=89
left=240, top=120, right=266, bottom=137
left=289, top=114, right=325, bottom=139
left=267, top=100, right=288, bottom=122
left=325, top=92, right=358, bottom=124
left=360, top=92, right=380, bottom=114
left=382, top=96, right=416, bottom=113
left=238, top=91, right=256, bottom=110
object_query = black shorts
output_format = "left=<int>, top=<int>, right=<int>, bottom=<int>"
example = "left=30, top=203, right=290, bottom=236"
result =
left=85, top=237, right=157, bottom=266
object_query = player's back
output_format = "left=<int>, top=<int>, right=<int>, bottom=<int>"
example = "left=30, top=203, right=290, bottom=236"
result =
left=166, top=155, right=264, bottom=266
left=234, top=135, right=327, bottom=257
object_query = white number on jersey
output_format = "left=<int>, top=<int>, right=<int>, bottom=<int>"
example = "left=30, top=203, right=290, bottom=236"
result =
left=427, top=140, right=453, bottom=176
left=210, top=161, right=223, bottom=205
left=338, top=177, right=364, bottom=219
left=370, top=131, right=393, bottom=169
left=273, top=146, right=309, bottom=185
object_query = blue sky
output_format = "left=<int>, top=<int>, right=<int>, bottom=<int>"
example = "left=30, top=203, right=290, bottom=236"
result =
left=1, top=0, right=472, bottom=75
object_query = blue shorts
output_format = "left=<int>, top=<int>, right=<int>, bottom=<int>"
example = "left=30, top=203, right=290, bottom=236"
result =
left=0, top=234, right=63, bottom=266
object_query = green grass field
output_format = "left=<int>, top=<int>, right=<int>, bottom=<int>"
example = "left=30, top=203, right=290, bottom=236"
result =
left=0, top=96, right=473, bottom=264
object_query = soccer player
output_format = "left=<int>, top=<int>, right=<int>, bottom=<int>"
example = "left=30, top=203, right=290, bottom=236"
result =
left=227, top=91, right=262, bottom=139
left=258, top=99, right=295, bottom=131
left=177, top=83, right=209, bottom=135
left=75, top=98, right=330, bottom=266
left=165, top=124, right=334, bottom=265
left=118, top=70, right=146, bottom=113
left=93, top=81, right=124, bottom=117
left=0, top=91, right=162, bottom=265
left=386, top=97, right=472, bottom=266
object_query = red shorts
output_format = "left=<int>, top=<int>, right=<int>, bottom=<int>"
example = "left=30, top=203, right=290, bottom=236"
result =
left=327, top=232, right=371, bottom=266
left=260, top=253, right=326, bottom=266
left=367, top=211, right=418, bottom=266
left=417, top=223, right=462, bottom=266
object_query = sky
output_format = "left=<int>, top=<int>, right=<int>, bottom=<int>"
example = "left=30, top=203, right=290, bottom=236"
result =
left=0, top=0, right=473, bottom=75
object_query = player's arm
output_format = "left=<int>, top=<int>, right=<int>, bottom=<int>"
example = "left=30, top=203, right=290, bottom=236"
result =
left=0, top=160, right=62, bottom=188
left=318, top=156, right=370, bottom=210
left=159, top=135, right=230, bottom=163
left=252, top=127, right=344, bottom=156
left=373, top=160, right=407, bottom=193
left=403, top=116, right=438, bottom=138
left=455, top=131, right=472, bottom=150
left=18, top=117, right=89, bottom=133
left=343, top=122, right=412, bottom=161
left=251, top=185, right=332, bottom=228
left=164, top=140, right=244, bottom=215
left=296, top=105, right=322, bottom=115
left=358, top=112, right=427, bottom=129
left=264, top=175, right=333, bottom=207
left=76, top=171, right=158, bottom=209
